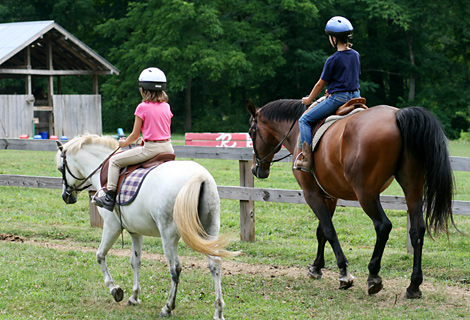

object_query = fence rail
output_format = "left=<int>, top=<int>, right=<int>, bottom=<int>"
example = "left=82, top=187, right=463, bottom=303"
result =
left=1, top=139, right=469, bottom=244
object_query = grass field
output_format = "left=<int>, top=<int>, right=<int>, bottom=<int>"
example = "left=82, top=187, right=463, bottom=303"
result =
left=0, top=140, right=469, bottom=319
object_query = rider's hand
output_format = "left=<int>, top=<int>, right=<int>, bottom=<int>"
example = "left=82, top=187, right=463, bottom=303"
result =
left=118, top=139, right=128, bottom=148
left=302, top=96, right=312, bottom=105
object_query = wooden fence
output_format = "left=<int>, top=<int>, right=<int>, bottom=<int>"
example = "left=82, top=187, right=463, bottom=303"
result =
left=1, top=139, right=470, bottom=245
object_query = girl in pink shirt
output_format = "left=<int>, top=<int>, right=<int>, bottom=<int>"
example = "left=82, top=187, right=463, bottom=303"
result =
left=94, top=67, right=174, bottom=211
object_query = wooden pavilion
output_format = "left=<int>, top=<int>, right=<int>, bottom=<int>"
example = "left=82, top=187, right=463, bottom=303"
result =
left=0, top=20, right=119, bottom=139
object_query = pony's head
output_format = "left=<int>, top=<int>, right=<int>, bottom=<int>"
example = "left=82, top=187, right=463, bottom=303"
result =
left=55, top=134, right=118, bottom=204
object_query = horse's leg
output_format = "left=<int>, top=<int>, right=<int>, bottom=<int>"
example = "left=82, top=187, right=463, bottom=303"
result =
left=396, top=159, right=426, bottom=299
left=357, top=195, right=393, bottom=295
left=128, top=234, right=143, bottom=306
left=159, top=231, right=181, bottom=317
left=96, top=219, right=124, bottom=302
left=300, top=178, right=354, bottom=289
left=208, top=256, right=225, bottom=320
left=307, top=198, right=337, bottom=280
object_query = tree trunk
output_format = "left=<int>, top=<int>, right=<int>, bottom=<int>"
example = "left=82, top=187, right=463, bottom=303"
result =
left=407, top=33, right=416, bottom=102
left=184, top=76, right=192, bottom=132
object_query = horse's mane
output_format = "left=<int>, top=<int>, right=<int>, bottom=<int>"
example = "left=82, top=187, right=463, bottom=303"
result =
left=65, top=134, right=119, bottom=154
left=259, top=99, right=306, bottom=123
left=55, top=134, right=119, bottom=167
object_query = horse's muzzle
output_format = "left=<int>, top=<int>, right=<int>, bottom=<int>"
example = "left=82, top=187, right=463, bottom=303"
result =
left=62, top=191, right=77, bottom=204
left=252, top=163, right=270, bottom=179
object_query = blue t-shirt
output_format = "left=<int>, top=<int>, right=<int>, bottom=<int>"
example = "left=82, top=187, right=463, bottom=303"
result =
left=320, top=49, right=361, bottom=94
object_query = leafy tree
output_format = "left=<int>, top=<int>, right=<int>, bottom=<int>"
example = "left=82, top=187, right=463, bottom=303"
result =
left=2, top=0, right=469, bottom=137
left=96, top=0, right=319, bottom=132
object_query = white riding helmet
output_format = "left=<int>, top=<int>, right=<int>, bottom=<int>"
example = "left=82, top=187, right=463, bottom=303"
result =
left=138, top=67, right=167, bottom=90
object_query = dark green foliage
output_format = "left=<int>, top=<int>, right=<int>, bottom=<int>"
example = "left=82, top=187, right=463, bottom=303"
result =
left=1, top=0, right=469, bottom=136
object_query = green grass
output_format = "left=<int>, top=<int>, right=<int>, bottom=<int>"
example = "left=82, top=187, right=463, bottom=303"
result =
left=0, top=141, right=469, bottom=319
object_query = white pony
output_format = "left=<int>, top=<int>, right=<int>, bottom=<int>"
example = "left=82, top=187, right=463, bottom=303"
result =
left=55, top=134, right=239, bottom=319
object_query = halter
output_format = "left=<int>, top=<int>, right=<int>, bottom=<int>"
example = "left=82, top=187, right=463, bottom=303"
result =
left=251, top=102, right=304, bottom=169
left=59, top=147, right=120, bottom=196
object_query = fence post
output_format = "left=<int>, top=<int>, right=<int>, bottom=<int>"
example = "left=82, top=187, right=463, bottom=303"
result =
left=88, top=191, right=103, bottom=228
left=239, top=160, right=255, bottom=242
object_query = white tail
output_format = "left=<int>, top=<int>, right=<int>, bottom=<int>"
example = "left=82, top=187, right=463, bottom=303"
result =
left=173, top=173, right=240, bottom=258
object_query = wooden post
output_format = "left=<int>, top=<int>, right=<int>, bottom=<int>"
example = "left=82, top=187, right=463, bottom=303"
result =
left=88, top=191, right=103, bottom=228
left=239, top=160, right=255, bottom=242
left=25, top=46, right=32, bottom=95
left=93, top=75, right=99, bottom=94
left=46, top=37, right=54, bottom=135
left=46, top=36, right=54, bottom=104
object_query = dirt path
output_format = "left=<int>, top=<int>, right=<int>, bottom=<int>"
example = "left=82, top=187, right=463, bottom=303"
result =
left=2, top=234, right=470, bottom=307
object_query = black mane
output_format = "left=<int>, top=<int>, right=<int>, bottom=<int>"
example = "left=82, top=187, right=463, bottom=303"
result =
left=259, top=99, right=306, bottom=123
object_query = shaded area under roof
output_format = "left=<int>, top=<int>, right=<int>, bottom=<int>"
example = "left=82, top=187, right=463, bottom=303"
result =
left=0, top=20, right=119, bottom=76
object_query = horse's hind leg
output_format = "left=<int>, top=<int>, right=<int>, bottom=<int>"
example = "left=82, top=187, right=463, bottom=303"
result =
left=357, top=195, right=393, bottom=295
left=208, top=256, right=225, bottom=320
left=96, top=218, right=124, bottom=302
left=128, top=234, right=143, bottom=306
left=396, top=160, right=425, bottom=299
left=159, top=231, right=181, bottom=317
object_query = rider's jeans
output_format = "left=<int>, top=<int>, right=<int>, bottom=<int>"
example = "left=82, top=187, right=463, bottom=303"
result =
left=299, top=90, right=361, bottom=146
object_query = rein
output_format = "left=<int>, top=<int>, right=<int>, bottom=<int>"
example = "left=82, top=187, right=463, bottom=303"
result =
left=252, top=102, right=304, bottom=166
left=61, top=146, right=120, bottom=195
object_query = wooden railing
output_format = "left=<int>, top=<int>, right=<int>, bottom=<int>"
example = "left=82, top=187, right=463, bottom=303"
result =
left=1, top=139, right=469, bottom=245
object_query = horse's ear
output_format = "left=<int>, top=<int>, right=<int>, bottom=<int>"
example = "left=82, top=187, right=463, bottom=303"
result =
left=246, top=100, right=257, bottom=117
left=56, top=140, right=64, bottom=152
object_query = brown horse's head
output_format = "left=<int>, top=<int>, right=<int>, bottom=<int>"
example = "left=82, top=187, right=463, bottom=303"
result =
left=247, top=100, right=303, bottom=179
left=247, top=100, right=277, bottom=178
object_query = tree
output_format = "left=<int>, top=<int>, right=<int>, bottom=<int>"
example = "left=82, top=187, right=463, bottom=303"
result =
left=96, top=0, right=319, bottom=132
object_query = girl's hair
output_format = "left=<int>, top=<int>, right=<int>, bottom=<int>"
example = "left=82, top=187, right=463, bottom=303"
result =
left=140, top=88, right=169, bottom=102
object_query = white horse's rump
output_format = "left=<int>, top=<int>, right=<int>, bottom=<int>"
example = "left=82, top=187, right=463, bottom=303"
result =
left=55, top=135, right=239, bottom=319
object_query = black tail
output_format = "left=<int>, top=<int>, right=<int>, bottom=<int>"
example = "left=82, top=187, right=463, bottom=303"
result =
left=396, top=107, right=454, bottom=235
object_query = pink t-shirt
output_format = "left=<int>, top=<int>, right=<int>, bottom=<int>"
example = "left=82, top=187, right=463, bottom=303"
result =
left=134, top=101, right=173, bottom=141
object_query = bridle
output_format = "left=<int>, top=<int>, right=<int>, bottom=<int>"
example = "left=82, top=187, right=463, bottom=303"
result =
left=250, top=102, right=304, bottom=169
left=59, top=147, right=120, bottom=197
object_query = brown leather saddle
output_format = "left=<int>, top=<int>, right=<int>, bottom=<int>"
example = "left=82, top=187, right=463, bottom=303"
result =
left=335, top=97, right=367, bottom=115
left=100, top=152, right=175, bottom=192
left=311, top=97, right=368, bottom=135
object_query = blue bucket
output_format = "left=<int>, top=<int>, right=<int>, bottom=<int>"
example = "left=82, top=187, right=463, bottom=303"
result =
left=39, top=131, right=49, bottom=139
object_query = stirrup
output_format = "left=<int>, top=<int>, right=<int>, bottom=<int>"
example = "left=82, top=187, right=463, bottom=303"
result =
left=293, top=152, right=312, bottom=173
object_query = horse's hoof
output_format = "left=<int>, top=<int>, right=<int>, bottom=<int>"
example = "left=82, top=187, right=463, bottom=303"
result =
left=339, top=272, right=355, bottom=290
left=405, top=287, right=422, bottom=299
left=128, top=298, right=141, bottom=306
left=111, top=286, right=124, bottom=302
left=306, top=265, right=322, bottom=280
left=159, top=311, right=172, bottom=317
left=367, top=276, right=383, bottom=295
left=160, top=306, right=172, bottom=317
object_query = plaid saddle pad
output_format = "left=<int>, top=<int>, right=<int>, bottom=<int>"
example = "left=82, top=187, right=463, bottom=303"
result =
left=116, top=166, right=159, bottom=206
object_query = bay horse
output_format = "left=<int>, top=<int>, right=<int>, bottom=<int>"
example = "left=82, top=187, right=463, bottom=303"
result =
left=247, top=99, right=454, bottom=298
left=55, top=134, right=239, bottom=319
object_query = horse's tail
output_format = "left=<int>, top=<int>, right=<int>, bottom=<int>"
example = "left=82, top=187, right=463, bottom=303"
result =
left=396, top=107, right=454, bottom=235
left=173, top=172, right=240, bottom=258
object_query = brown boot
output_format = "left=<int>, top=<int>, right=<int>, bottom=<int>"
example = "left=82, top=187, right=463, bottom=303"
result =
left=293, top=142, right=313, bottom=172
